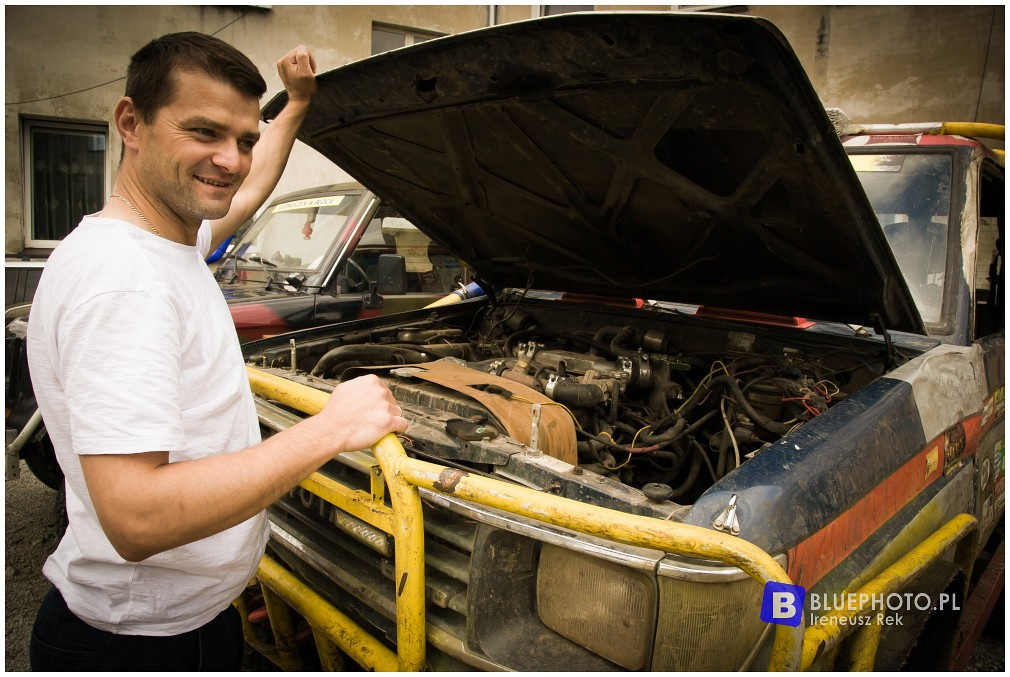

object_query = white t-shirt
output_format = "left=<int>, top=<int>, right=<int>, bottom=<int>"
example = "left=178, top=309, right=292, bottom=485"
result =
left=27, top=216, right=268, bottom=636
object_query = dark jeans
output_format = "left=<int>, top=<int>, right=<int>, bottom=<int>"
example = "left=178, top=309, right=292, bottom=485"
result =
left=29, top=586, right=244, bottom=672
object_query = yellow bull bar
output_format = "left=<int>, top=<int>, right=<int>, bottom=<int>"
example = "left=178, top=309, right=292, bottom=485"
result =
left=241, top=366, right=978, bottom=671
left=799, top=513, right=979, bottom=670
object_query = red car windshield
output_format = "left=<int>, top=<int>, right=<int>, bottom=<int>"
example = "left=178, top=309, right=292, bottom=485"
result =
left=231, top=192, right=365, bottom=277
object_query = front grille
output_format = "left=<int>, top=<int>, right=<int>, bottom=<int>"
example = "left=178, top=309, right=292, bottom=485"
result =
left=266, top=461, right=483, bottom=664
left=252, top=394, right=657, bottom=671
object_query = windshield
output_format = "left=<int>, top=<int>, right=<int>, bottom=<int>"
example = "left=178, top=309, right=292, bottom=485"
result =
left=229, top=192, right=364, bottom=274
left=851, top=153, right=952, bottom=324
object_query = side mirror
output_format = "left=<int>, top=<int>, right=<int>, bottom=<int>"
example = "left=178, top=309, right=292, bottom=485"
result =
left=375, top=254, right=407, bottom=295
left=362, top=281, right=384, bottom=310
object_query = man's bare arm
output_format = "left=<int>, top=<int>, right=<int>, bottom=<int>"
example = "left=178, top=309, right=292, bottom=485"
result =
left=81, top=375, right=406, bottom=562
left=208, top=45, right=318, bottom=252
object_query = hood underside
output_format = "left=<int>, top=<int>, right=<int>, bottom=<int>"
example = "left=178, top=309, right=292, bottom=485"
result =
left=264, top=12, right=924, bottom=333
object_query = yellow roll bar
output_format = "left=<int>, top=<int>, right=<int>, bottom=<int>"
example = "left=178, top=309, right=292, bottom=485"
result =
left=937, top=122, right=1004, bottom=140
left=800, top=513, right=978, bottom=670
left=246, top=367, right=426, bottom=670
left=375, top=436, right=805, bottom=669
left=246, top=366, right=802, bottom=670
left=242, top=366, right=980, bottom=671
left=827, top=110, right=1005, bottom=163
left=828, top=109, right=1005, bottom=142
left=256, top=554, right=402, bottom=671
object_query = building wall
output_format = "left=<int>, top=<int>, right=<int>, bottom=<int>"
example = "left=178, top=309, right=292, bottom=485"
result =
left=4, top=4, right=492, bottom=256
left=747, top=5, right=1004, bottom=124
left=5, top=4, right=1004, bottom=256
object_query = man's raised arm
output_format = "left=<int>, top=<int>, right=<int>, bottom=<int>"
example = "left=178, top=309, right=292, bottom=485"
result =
left=209, top=45, right=318, bottom=251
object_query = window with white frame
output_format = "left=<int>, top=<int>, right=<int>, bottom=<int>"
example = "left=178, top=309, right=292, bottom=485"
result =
left=22, top=117, right=108, bottom=248
left=371, top=24, right=440, bottom=56
left=543, top=5, right=592, bottom=16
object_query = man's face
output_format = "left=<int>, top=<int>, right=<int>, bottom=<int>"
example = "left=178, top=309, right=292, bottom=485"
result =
left=133, top=70, right=261, bottom=223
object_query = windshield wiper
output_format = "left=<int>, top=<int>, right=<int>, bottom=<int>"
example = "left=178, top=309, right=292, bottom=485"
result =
left=235, top=254, right=278, bottom=267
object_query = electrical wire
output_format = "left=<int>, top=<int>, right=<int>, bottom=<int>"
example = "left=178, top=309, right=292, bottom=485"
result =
left=509, top=394, right=583, bottom=430
left=720, top=396, right=741, bottom=469
left=814, top=379, right=840, bottom=401
left=781, top=396, right=822, bottom=417
left=7, top=11, right=250, bottom=106
left=973, top=6, right=997, bottom=122
left=479, top=291, right=530, bottom=348
left=602, top=424, right=651, bottom=471
left=676, top=359, right=733, bottom=413
left=697, top=440, right=719, bottom=483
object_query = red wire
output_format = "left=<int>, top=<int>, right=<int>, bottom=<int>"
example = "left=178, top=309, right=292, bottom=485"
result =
left=781, top=396, right=821, bottom=417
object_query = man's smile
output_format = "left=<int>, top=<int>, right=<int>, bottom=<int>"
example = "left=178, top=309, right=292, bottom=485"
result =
left=195, top=175, right=233, bottom=188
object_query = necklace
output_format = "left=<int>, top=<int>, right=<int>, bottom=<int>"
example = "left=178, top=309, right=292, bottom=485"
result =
left=110, top=193, right=161, bottom=237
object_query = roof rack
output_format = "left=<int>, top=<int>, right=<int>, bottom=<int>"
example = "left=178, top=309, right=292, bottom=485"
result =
left=827, top=108, right=1005, bottom=159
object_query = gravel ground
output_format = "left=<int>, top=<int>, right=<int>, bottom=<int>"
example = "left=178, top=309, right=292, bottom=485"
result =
left=5, top=460, right=1005, bottom=672
left=5, top=461, right=64, bottom=672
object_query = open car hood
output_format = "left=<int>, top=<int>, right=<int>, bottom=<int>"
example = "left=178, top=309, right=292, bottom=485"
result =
left=264, top=12, right=924, bottom=333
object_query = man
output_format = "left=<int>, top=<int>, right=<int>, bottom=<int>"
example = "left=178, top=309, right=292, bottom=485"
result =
left=27, top=32, right=407, bottom=671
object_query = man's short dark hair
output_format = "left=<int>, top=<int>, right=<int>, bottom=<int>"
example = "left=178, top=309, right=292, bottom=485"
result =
left=126, top=32, right=267, bottom=123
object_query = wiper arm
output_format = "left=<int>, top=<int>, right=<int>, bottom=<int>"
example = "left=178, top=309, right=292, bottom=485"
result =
left=226, top=253, right=279, bottom=287
left=242, top=255, right=278, bottom=267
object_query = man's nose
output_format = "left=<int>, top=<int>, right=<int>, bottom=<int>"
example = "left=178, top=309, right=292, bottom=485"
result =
left=212, top=141, right=243, bottom=173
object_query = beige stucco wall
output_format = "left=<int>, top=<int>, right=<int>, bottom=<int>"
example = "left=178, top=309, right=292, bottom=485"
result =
left=747, top=5, right=1005, bottom=124
left=4, top=4, right=492, bottom=255
left=5, top=4, right=1004, bottom=256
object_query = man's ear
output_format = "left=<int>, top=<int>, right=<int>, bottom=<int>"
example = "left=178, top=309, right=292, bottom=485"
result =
left=114, top=97, right=143, bottom=151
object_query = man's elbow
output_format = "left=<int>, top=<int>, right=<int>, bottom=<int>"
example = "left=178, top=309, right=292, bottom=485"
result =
left=101, top=519, right=165, bottom=562
left=113, top=542, right=160, bottom=563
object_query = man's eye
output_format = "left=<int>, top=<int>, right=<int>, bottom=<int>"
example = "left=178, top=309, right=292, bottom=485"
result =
left=239, top=139, right=256, bottom=151
left=194, top=128, right=216, bottom=138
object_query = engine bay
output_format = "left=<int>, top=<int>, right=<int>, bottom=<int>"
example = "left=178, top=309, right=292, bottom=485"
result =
left=245, top=295, right=896, bottom=505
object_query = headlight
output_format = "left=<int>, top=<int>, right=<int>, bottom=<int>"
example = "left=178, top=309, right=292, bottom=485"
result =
left=536, top=543, right=657, bottom=670
left=651, top=555, right=785, bottom=671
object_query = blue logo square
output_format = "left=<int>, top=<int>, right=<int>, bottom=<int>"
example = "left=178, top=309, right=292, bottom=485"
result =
left=760, top=582, right=805, bottom=626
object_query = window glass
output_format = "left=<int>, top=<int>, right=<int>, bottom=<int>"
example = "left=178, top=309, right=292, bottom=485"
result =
left=851, top=153, right=952, bottom=324
left=343, top=205, right=465, bottom=294
left=544, top=5, right=592, bottom=15
left=371, top=25, right=440, bottom=56
left=231, top=193, right=363, bottom=278
left=371, top=27, right=406, bottom=54
left=24, top=119, right=107, bottom=246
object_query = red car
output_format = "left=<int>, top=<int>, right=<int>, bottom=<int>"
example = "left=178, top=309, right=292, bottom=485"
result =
left=214, top=183, right=469, bottom=342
